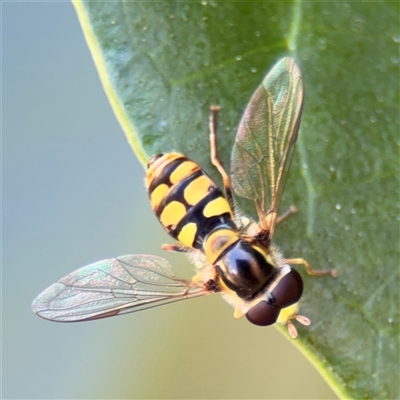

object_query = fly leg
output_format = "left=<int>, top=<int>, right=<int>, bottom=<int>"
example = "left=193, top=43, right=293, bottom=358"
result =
left=276, top=205, right=298, bottom=224
left=209, top=106, right=234, bottom=210
left=161, top=243, right=189, bottom=253
left=279, top=209, right=337, bottom=277
left=284, top=257, right=337, bottom=277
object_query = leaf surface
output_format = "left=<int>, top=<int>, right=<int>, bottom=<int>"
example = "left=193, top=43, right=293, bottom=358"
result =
left=73, top=2, right=399, bottom=399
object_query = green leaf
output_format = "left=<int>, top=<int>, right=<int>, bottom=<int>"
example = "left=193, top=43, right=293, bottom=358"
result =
left=73, top=1, right=399, bottom=399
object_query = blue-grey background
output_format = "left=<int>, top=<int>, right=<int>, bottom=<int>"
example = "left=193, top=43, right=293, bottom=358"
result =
left=3, top=3, right=336, bottom=399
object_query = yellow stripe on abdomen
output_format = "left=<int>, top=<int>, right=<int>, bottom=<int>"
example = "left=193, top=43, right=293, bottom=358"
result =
left=177, top=223, right=198, bottom=248
left=203, top=197, right=232, bottom=218
left=150, top=183, right=169, bottom=210
left=146, top=153, right=182, bottom=189
left=170, top=161, right=199, bottom=184
left=203, top=228, right=239, bottom=264
left=160, top=201, right=186, bottom=228
left=184, top=175, right=211, bottom=205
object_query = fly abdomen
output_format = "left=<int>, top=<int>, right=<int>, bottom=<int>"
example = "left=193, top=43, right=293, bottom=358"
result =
left=146, top=153, right=235, bottom=249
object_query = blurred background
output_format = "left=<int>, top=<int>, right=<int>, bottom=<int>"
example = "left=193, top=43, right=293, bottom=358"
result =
left=3, top=3, right=337, bottom=399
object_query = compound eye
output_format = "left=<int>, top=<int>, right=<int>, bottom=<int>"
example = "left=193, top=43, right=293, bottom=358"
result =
left=147, top=154, right=164, bottom=168
left=246, top=301, right=279, bottom=326
left=271, top=269, right=303, bottom=308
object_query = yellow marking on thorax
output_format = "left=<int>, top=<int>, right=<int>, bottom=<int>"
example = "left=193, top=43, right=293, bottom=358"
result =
left=203, top=197, right=232, bottom=218
left=160, top=201, right=186, bottom=227
left=203, top=229, right=239, bottom=264
left=177, top=222, right=197, bottom=248
left=184, top=175, right=211, bottom=205
left=150, top=184, right=169, bottom=210
left=170, top=161, right=199, bottom=184
left=252, top=244, right=274, bottom=266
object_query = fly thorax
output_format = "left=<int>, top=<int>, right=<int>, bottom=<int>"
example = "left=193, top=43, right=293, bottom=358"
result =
left=214, top=240, right=277, bottom=300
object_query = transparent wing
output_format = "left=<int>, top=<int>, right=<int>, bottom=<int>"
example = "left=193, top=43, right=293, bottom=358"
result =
left=32, top=254, right=211, bottom=322
left=231, top=57, right=303, bottom=236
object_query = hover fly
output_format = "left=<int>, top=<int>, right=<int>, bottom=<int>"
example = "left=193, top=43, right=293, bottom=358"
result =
left=32, top=57, right=336, bottom=338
